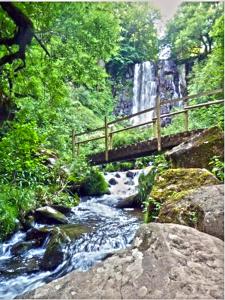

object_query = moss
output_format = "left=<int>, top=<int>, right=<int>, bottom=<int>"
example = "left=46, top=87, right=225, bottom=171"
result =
left=158, top=202, right=205, bottom=230
left=80, top=168, right=109, bottom=196
left=166, top=127, right=224, bottom=169
left=150, top=168, right=219, bottom=203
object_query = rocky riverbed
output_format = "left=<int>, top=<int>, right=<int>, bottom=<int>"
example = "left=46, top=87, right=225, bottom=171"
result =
left=0, top=170, right=144, bottom=299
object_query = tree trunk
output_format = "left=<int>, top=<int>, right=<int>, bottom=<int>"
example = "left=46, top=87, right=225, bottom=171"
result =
left=0, top=2, right=34, bottom=67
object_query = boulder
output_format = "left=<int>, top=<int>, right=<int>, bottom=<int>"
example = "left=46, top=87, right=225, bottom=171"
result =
left=11, top=240, right=37, bottom=256
left=40, top=224, right=90, bottom=271
left=50, top=205, right=72, bottom=216
left=115, top=173, right=121, bottom=178
left=40, top=228, right=67, bottom=271
left=126, top=171, right=135, bottom=178
left=165, top=127, right=224, bottom=169
left=20, top=223, right=224, bottom=299
left=34, top=206, right=69, bottom=225
left=158, top=185, right=224, bottom=240
left=26, top=227, right=52, bottom=245
left=116, top=193, right=141, bottom=209
left=108, top=178, right=118, bottom=185
left=150, top=168, right=219, bottom=203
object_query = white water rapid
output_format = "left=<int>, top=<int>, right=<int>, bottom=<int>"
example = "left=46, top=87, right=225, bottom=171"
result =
left=0, top=170, right=145, bottom=299
left=132, top=61, right=157, bottom=125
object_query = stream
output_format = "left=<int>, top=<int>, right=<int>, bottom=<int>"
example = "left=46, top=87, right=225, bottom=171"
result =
left=0, top=170, right=144, bottom=299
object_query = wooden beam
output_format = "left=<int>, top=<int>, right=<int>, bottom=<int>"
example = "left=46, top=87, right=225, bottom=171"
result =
left=161, top=88, right=223, bottom=106
left=74, top=126, right=105, bottom=137
left=111, top=120, right=154, bottom=135
left=75, top=135, right=105, bottom=145
left=108, top=106, right=155, bottom=125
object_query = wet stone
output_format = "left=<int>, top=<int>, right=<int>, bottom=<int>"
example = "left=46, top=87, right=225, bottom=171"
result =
left=33, top=206, right=69, bottom=225
left=126, top=171, right=136, bottom=178
left=109, top=178, right=118, bottom=185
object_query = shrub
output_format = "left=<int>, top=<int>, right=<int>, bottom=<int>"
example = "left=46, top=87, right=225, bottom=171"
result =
left=0, top=184, right=36, bottom=240
left=80, top=168, right=109, bottom=196
left=209, top=155, right=224, bottom=181
left=104, top=161, right=134, bottom=172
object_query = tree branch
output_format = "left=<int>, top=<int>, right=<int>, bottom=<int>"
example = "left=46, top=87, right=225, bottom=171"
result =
left=0, top=2, right=34, bottom=68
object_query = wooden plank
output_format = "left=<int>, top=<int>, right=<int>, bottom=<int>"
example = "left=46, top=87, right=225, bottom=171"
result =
left=109, top=126, right=113, bottom=150
left=108, top=106, right=155, bottom=125
left=111, top=120, right=154, bottom=135
left=73, top=89, right=222, bottom=139
left=74, top=126, right=105, bottom=137
left=185, top=99, right=224, bottom=110
left=75, top=135, right=105, bottom=145
left=160, top=99, right=224, bottom=119
left=161, top=88, right=223, bottom=106
left=89, top=129, right=205, bottom=164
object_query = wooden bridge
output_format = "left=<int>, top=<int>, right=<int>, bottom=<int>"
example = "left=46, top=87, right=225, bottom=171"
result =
left=72, top=89, right=223, bottom=165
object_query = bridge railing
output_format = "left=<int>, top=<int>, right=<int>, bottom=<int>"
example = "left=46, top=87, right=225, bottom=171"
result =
left=72, top=88, right=223, bottom=160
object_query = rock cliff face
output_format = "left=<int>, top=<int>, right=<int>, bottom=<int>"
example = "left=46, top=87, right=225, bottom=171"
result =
left=114, top=59, right=186, bottom=126
left=19, top=223, right=224, bottom=299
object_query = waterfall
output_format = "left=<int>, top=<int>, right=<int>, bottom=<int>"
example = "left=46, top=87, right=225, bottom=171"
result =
left=131, top=60, right=186, bottom=126
left=132, top=62, right=157, bottom=125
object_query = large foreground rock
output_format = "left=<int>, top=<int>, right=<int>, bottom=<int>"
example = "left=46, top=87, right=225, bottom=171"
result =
left=158, top=184, right=224, bottom=240
left=20, top=223, right=224, bottom=299
left=165, top=126, right=224, bottom=169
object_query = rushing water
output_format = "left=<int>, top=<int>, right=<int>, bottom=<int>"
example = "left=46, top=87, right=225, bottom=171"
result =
left=132, top=61, right=157, bottom=125
left=132, top=60, right=186, bottom=126
left=0, top=170, right=143, bottom=299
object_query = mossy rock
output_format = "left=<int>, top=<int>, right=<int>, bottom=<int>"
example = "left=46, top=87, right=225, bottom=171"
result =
left=150, top=168, right=219, bottom=203
left=116, top=193, right=140, bottom=209
left=158, top=202, right=205, bottom=230
left=34, top=206, right=69, bottom=225
left=80, top=169, right=109, bottom=196
left=40, top=224, right=90, bottom=271
left=158, top=185, right=224, bottom=239
left=165, top=127, right=224, bottom=169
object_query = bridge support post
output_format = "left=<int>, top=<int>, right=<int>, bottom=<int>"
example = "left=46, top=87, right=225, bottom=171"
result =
left=184, top=100, right=189, bottom=131
left=156, top=96, right=161, bottom=151
left=109, top=126, right=113, bottom=150
left=104, top=116, right=109, bottom=161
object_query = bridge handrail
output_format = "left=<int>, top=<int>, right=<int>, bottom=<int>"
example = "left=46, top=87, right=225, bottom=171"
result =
left=72, top=88, right=224, bottom=159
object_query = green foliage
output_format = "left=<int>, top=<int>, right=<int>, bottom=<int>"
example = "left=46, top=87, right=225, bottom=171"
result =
left=0, top=2, right=122, bottom=239
left=209, top=156, right=224, bottom=182
left=139, top=154, right=170, bottom=223
left=163, top=2, right=223, bottom=60
left=104, top=161, right=134, bottom=172
left=108, top=2, right=159, bottom=78
left=138, top=168, right=157, bottom=203
left=0, top=185, right=36, bottom=240
left=143, top=196, right=162, bottom=223
left=188, top=15, right=224, bottom=95
left=0, top=122, right=49, bottom=184
left=80, top=168, right=109, bottom=197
